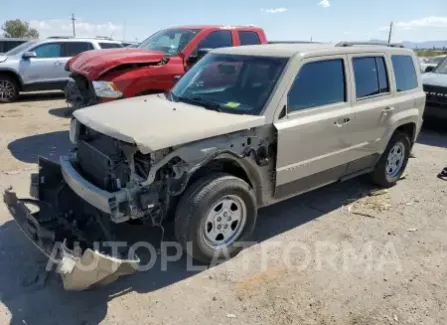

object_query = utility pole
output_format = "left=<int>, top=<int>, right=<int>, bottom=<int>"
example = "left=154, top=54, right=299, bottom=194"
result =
left=387, top=21, right=393, bottom=44
left=310, top=36, right=313, bottom=42
left=71, top=13, right=76, bottom=37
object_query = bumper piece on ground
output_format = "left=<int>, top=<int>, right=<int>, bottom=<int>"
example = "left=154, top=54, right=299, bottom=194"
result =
left=3, top=157, right=139, bottom=291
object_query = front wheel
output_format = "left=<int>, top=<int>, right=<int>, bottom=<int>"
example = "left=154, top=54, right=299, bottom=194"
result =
left=174, top=173, right=257, bottom=264
left=371, top=132, right=411, bottom=187
left=0, top=75, right=19, bottom=103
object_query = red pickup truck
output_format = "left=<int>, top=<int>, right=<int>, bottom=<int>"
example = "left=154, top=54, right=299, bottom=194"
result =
left=65, top=25, right=267, bottom=108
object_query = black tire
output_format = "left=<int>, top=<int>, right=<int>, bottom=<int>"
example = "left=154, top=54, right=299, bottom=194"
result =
left=371, top=132, right=411, bottom=188
left=174, top=173, right=257, bottom=264
left=0, top=75, right=19, bottom=103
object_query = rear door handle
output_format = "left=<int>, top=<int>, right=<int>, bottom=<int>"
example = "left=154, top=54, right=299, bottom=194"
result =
left=334, top=117, right=351, bottom=127
left=383, top=106, right=395, bottom=112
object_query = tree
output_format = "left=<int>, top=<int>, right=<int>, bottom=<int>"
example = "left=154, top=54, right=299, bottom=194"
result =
left=1, top=19, right=39, bottom=39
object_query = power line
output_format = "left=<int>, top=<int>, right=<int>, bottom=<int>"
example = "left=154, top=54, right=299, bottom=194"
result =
left=71, top=13, right=76, bottom=37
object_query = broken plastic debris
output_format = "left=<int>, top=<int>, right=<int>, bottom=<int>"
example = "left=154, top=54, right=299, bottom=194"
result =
left=369, top=189, right=389, bottom=196
left=57, top=248, right=139, bottom=291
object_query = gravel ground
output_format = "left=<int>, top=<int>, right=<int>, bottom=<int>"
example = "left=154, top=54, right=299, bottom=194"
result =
left=0, top=93, right=446, bottom=325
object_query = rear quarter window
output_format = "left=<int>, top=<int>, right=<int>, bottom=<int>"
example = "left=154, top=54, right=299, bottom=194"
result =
left=391, top=55, right=418, bottom=92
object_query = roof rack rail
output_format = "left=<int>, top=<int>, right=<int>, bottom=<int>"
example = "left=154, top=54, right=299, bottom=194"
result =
left=336, top=41, right=404, bottom=48
left=268, top=41, right=321, bottom=44
left=47, top=36, right=74, bottom=39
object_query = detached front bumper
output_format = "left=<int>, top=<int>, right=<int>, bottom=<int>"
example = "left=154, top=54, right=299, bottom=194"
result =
left=3, top=157, right=139, bottom=291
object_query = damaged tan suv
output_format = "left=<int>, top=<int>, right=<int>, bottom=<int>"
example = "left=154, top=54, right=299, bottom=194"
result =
left=4, top=42, right=425, bottom=290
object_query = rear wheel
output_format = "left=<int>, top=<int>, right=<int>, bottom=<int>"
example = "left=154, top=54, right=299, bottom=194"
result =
left=174, top=173, right=257, bottom=264
left=0, top=75, right=19, bottom=103
left=371, top=132, right=411, bottom=187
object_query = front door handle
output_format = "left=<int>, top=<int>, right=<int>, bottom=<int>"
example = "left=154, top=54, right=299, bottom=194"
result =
left=334, top=117, right=351, bottom=127
left=54, top=61, right=63, bottom=66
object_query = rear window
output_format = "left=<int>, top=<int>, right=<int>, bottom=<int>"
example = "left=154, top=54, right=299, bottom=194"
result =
left=288, top=59, right=346, bottom=112
left=65, top=42, right=94, bottom=56
left=352, top=56, right=389, bottom=98
left=99, top=43, right=124, bottom=49
left=391, top=55, right=418, bottom=92
left=238, top=31, right=261, bottom=45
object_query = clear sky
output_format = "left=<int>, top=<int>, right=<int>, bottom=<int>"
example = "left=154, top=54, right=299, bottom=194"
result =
left=1, top=0, right=446, bottom=43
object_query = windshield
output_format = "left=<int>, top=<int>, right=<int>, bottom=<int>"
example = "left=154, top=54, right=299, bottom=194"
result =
left=6, top=40, right=38, bottom=56
left=137, top=29, right=201, bottom=55
left=434, top=57, right=447, bottom=74
left=170, top=54, right=289, bottom=115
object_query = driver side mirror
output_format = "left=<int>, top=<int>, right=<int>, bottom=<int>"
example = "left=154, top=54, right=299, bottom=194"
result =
left=23, top=51, right=37, bottom=59
left=425, top=66, right=435, bottom=73
left=187, top=48, right=211, bottom=65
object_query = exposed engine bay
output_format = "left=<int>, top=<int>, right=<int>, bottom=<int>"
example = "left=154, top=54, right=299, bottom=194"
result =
left=70, top=120, right=273, bottom=226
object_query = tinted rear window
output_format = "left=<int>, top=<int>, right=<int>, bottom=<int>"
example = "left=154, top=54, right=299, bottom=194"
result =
left=391, top=55, right=418, bottom=92
left=99, top=43, right=124, bottom=49
left=238, top=31, right=261, bottom=45
left=288, top=59, right=346, bottom=112
left=65, top=42, right=94, bottom=56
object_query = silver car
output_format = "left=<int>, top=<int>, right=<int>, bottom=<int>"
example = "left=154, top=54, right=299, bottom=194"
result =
left=0, top=37, right=124, bottom=102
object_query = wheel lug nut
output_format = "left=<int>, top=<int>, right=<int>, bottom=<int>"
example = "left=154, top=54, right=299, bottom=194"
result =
left=227, top=217, right=231, bottom=221
left=217, top=225, right=222, bottom=230
left=224, top=212, right=228, bottom=217
left=217, top=217, right=222, bottom=222
left=224, top=225, right=228, bottom=229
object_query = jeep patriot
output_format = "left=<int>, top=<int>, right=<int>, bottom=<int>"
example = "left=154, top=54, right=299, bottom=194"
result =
left=4, top=42, right=425, bottom=289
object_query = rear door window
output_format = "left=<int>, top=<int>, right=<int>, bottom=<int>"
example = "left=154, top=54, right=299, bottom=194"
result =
left=391, top=55, right=418, bottom=92
left=99, top=43, right=124, bottom=49
left=198, top=31, right=233, bottom=49
left=64, top=42, right=94, bottom=57
left=288, top=59, right=346, bottom=112
left=238, top=31, right=261, bottom=45
left=352, top=56, right=389, bottom=98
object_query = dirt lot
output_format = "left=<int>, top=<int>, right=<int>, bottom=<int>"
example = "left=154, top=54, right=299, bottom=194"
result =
left=0, top=93, right=446, bottom=325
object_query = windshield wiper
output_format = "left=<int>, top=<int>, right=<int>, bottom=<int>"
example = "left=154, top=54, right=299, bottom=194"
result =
left=177, top=96, right=222, bottom=112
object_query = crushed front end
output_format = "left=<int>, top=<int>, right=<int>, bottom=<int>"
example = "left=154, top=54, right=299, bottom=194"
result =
left=4, top=117, right=180, bottom=290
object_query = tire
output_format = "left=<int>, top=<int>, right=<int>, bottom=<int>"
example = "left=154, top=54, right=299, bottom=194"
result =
left=174, top=173, right=257, bottom=264
left=0, top=75, right=19, bottom=103
left=371, top=132, right=411, bottom=188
